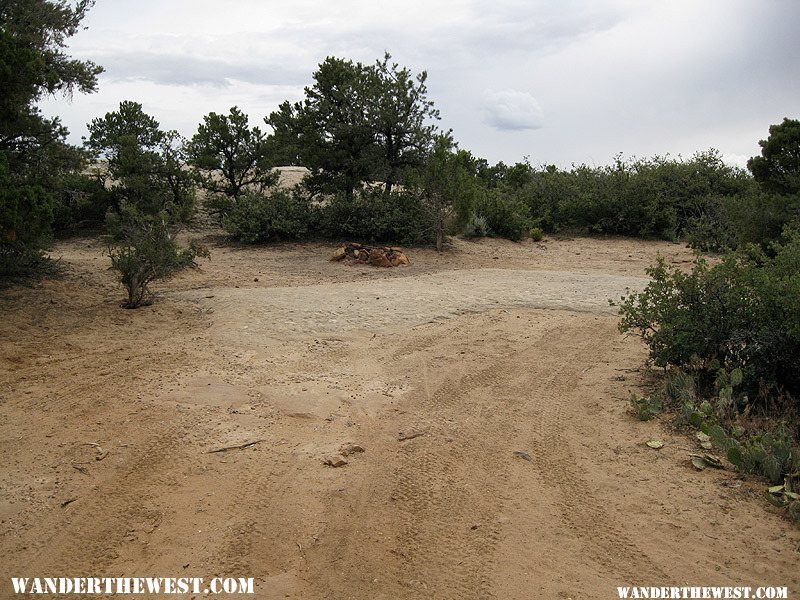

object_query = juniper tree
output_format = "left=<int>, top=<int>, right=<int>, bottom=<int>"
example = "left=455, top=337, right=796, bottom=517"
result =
left=267, top=57, right=379, bottom=199
left=85, top=101, right=196, bottom=224
left=187, top=106, right=277, bottom=214
left=369, top=53, right=440, bottom=195
left=0, top=0, right=102, bottom=275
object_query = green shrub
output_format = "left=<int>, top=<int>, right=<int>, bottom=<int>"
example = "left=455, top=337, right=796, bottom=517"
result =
left=86, top=102, right=197, bottom=225
left=618, top=231, right=800, bottom=405
left=662, top=368, right=798, bottom=519
left=318, top=188, right=435, bottom=246
left=0, top=155, right=55, bottom=277
left=476, top=189, right=528, bottom=241
left=52, top=173, right=114, bottom=233
left=223, top=189, right=314, bottom=243
left=684, top=188, right=799, bottom=252
left=684, top=195, right=738, bottom=252
left=726, top=428, right=797, bottom=485
left=518, top=151, right=753, bottom=241
left=462, top=214, right=489, bottom=238
left=109, top=209, right=204, bottom=308
left=528, top=227, right=544, bottom=241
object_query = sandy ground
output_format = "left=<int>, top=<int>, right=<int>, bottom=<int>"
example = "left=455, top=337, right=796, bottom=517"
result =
left=1, top=234, right=798, bottom=599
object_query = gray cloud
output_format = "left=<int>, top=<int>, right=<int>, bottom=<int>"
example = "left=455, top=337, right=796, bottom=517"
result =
left=97, top=50, right=309, bottom=88
left=456, top=0, right=631, bottom=56
left=43, top=0, right=800, bottom=167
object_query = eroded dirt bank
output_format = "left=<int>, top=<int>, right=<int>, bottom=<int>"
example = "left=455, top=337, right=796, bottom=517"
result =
left=1, top=236, right=797, bottom=599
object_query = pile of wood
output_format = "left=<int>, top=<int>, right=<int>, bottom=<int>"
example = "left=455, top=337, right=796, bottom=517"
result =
left=330, top=242, right=410, bottom=268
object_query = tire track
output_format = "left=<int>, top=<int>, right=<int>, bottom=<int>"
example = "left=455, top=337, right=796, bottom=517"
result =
left=524, top=320, right=671, bottom=583
left=386, top=331, right=549, bottom=599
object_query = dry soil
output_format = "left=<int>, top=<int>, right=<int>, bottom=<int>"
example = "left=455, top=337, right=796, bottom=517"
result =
left=1, top=234, right=798, bottom=599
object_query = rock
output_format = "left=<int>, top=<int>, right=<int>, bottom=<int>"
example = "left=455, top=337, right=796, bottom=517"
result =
left=323, top=456, right=348, bottom=468
left=368, top=249, right=392, bottom=268
left=340, top=443, right=365, bottom=456
left=331, top=243, right=410, bottom=268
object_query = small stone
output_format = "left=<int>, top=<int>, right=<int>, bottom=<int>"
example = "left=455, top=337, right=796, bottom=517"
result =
left=323, top=456, right=348, bottom=468
left=340, top=443, right=365, bottom=456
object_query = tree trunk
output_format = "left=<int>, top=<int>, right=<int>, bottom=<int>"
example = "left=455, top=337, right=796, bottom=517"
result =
left=436, top=221, right=445, bottom=253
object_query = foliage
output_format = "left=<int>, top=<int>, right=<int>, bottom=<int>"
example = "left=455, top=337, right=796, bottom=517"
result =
left=369, top=53, right=440, bottom=194
left=662, top=366, right=799, bottom=520
left=52, top=171, right=114, bottom=232
left=108, top=208, right=204, bottom=308
left=0, top=154, right=54, bottom=275
left=85, top=101, right=196, bottom=223
left=683, top=195, right=739, bottom=252
left=187, top=106, right=277, bottom=214
left=0, top=0, right=102, bottom=276
left=491, top=151, right=755, bottom=245
left=529, top=227, right=544, bottom=242
left=318, top=188, right=435, bottom=246
left=723, top=427, right=797, bottom=485
left=406, top=135, right=478, bottom=251
left=266, top=54, right=440, bottom=199
left=747, top=118, right=800, bottom=196
left=475, top=189, right=529, bottom=241
left=629, top=392, right=662, bottom=421
left=0, top=0, right=101, bottom=123
left=683, top=188, right=799, bottom=254
left=223, top=189, right=314, bottom=243
left=462, top=214, right=489, bottom=238
left=267, top=57, right=379, bottom=198
left=90, top=102, right=204, bottom=308
left=617, top=229, right=800, bottom=409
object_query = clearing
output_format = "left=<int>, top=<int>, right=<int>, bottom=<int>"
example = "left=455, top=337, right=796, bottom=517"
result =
left=1, top=235, right=797, bottom=599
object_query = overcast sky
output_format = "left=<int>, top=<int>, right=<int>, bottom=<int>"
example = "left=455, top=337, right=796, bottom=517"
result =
left=39, top=0, right=800, bottom=168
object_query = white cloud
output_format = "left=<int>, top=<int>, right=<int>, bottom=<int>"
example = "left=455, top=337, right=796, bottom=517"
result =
left=482, top=90, right=544, bottom=131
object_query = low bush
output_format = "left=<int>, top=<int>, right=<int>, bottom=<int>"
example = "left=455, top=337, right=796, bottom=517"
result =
left=462, top=214, right=489, bottom=238
left=618, top=228, right=800, bottom=519
left=659, top=355, right=799, bottom=521
left=683, top=189, right=799, bottom=253
left=475, top=190, right=529, bottom=241
left=514, top=151, right=755, bottom=242
left=318, top=188, right=435, bottom=246
left=223, top=189, right=314, bottom=243
left=528, top=227, right=544, bottom=241
left=109, top=209, right=205, bottom=308
left=617, top=229, right=800, bottom=406
left=629, top=392, right=662, bottom=421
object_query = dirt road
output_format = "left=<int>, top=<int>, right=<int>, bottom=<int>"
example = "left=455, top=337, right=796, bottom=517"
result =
left=1, top=236, right=797, bottom=599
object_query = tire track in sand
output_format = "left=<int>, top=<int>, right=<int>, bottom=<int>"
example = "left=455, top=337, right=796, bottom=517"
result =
left=523, top=319, right=670, bottom=583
